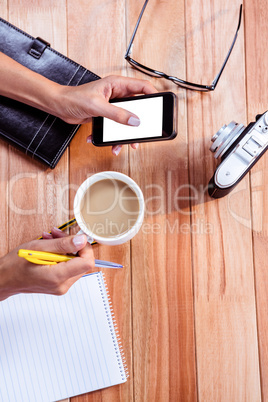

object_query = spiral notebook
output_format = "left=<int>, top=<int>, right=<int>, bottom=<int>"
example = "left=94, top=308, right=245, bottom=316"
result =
left=0, top=272, right=128, bottom=401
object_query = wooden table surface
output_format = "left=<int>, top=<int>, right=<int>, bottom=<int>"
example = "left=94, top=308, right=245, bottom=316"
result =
left=1, top=0, right=267, bottom=401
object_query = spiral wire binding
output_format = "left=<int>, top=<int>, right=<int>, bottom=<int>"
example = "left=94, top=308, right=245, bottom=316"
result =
left=97, top=273, right=129, bottom=380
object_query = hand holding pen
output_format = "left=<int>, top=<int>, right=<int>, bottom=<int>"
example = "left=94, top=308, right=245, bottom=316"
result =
left=18, top=249, right=122, bottom=269
left=0, top=233, right=100, bottom=301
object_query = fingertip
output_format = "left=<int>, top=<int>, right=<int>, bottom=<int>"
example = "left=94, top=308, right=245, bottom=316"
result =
left=112, top=145, right=122, bottom=156
left=131, top=143, right=139, bottom=150
left=72, top=234, right=87, bottom=249
left=52, top=227, right=63, bottom=233
left=127, top=116, right=140, bottom=127
left=42, top=232, right=53, bottom=239
left=51, top=227, right=67, bottom=238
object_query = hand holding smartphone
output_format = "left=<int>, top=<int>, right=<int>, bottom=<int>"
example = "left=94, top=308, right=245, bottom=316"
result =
left=92, top=92, right=177, bottom=146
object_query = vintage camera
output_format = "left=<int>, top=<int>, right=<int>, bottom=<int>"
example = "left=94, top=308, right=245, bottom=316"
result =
left=208, top=111, right=268, bottom=198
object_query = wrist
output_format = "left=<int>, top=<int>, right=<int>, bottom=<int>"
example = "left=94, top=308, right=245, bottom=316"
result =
left=11, top=72, right=62, bottom=118
left=0, top=52, right=63, bottom=118
left=51, top=84, right=83, bottom=123
left=31, top=79, right=63, bottom=118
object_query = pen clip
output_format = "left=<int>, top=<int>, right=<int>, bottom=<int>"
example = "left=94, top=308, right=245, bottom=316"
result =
left=22, top=256, right=57, bottom=265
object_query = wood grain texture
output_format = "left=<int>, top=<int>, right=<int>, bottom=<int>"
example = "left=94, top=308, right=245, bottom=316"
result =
left=245, top=1, right=268, bottom=400
left=6, top=0, right=70, bottom=248
left=1, top=0, right=267, bottom=401
left=127, top=1, right=196, bottom=400
left=67, top=1, right=132, bottom=401
left=187, top=0, right=261, bottom=400
left=2, top=1, right=69, bottom=397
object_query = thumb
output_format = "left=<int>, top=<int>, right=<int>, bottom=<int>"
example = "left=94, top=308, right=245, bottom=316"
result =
left=98, top=98, right=140, bottom=127
left=31, top=234, right=88, bottom=254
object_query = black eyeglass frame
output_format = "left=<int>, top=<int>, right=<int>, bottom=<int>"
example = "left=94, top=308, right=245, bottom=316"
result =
left=125, top=1, right=243, bottom=92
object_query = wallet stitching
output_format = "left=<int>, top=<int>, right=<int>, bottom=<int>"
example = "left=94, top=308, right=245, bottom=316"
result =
left=26, top=114, right=50, bottom=154
left=50, top=125, right=80, bottom=168
left=0, top=129, right=31, bottom=148
left=31, top=65, right=81, bottom=158
left=0, top=18, right=100, bottom=80
left=32, top=117, right=57, bottom=158
left=0, top=129, right=52, bottom=164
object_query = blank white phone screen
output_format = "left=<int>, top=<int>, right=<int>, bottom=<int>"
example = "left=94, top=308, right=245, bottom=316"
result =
left=103, top=96, right=163, bottom=142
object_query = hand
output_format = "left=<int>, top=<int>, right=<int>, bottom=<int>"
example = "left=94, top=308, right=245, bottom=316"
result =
left=0, top=233, right=94, bottom=301
left=56, top=75, right=158, bottom=155
left=57, top=75, right=157, bottom=124
left=0, top=52, right=157, bottom=156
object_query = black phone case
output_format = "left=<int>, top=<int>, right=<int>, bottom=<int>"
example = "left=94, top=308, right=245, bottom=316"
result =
left=0, top=17, right=100, bottom=169
left=92, top=92, right=177, bottom=146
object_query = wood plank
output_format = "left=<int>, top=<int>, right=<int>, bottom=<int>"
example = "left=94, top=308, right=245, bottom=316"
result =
left=7, top=0, right=69, bottom=248
left=67, top=1, right=132, bottom=401
left=127, top=1, right=197, bottom=400
left=245, top=0, right=268, bottom=400
left=186, top=0, right=261, bottom=400
left=5, top=2, right=70, bottom=401
left=1, top=0, right=265, bottom=400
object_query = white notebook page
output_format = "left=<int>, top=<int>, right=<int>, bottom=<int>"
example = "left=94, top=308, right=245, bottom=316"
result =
left=0, top=272, right=127, bottom=402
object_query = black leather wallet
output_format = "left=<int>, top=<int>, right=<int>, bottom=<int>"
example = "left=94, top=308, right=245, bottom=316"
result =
left=0, top=17, right=100, bottom=168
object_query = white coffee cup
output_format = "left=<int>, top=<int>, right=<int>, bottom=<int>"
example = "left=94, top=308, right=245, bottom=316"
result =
left=73, top=171, right=144, bottom=246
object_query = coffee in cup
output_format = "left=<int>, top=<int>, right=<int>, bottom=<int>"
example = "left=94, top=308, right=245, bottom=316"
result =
left=74, top=172, right=144, bottom=245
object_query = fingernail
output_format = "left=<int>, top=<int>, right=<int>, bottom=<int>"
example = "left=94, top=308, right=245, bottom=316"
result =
left=132, top=143, right=139, bottom=149
left=113, top=146, right=121, bottom=156
left=53, top=227, right=63, bottom=233
left=128, top=116, right=140, bottom=127
left=86, top=136, right=92, bottom=143
left=73, top=234, right=86, bottom=247
left=42, top=232, right=53, bottom=239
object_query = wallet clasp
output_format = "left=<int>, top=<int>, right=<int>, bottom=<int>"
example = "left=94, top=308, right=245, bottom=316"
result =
left=28, top=37, right=50, bottom=59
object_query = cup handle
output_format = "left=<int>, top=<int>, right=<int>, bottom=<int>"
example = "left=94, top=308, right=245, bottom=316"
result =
left=76, top=229, right=94, bottom=244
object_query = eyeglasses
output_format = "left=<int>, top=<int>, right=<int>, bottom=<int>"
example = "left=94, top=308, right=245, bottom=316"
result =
left=125, top=1, right=243, bottom=92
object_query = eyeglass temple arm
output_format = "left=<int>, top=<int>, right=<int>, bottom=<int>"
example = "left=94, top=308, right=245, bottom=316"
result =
left=211, top=4, right=243, bottom=89
left=125, top=0, right=150, bottom=58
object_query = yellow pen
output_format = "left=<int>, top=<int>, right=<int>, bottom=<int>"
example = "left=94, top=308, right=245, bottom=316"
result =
left=18, top=249, right=72, bottom=265
left=18, top=249, right=123, bottom=269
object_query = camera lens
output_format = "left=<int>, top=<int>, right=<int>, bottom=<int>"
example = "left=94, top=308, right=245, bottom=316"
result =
left=210, top=121, right=245, bottom=159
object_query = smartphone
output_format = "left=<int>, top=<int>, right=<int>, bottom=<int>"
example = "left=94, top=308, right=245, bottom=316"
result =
left=92, top=92, right=177, bottom=146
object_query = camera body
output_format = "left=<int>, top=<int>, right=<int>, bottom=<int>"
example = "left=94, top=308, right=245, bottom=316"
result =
left=208, top=111, right=268, bottom=198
